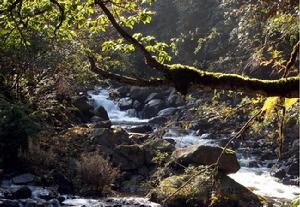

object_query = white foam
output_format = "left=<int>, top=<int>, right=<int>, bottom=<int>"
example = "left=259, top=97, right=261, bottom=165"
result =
left=88, top=88, right=148, bottom=125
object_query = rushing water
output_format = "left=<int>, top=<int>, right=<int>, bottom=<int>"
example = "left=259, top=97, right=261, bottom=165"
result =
left=90, top=87, right=300, bottom=206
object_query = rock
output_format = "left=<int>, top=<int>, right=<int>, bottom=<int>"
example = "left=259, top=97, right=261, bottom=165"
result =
left=119, top=98, right=133, bottom=110
left=143, top=139, right=176, bottom=164
left=157, top=107, right=179, bottom=117
left=287, top=162, right=299, bottom=176
left=132, top=100, right=142, bottom=110
left=52, top=171, right=74, bottom=195
left=12, top=173, right=35, bottom=185
left=144, top=93, right=165, bottom=104
left=94, top=106, right=109, bottom=121
left=94, top=120, right=112, bottom=128
left=149, top=167, right=262, bottom=207
left=24, top=199, right=38, bottom=207
left=170, top=145, right=240, bottom=174
left=13, top=186, right=32, bottom=199
left=271, top=168, right=286, bottom=179
left=112, top=145, right=145, bottom=170
left=32, top=188, right=57, bottom=200
left=91, top=127, right=132, bottom=148
left=149, top=116, right=168, bottom=125
left=126, top=109, right=137, bottom=117
left=166, top=93, right=184, bottom=107
left=1, top=200, right=20, bottom=207
left=72, top=96, right=94, bottom=121
left=127, top=125, right=153, bottom=134
left=47, top=199, right=61, bottom=207
left=116, top=86, right=130, bottom=97
left=129, top=87, right=153, bottom=103
left=142, top=99, right=165, bottom=118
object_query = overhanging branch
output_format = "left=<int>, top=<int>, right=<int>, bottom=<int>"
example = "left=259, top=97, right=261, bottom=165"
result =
left=95, top=0, right=300, bottom=98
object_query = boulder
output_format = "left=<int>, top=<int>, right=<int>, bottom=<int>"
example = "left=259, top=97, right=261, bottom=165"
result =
left=149, top=116, right=168, bottom=125
left=129, top=87, right=153, bottom=103
left=149, top=167, right=263, bottom=207
left=144, top=93, right=166, bottom=104
left=112, top=145, right=145, bottom=170
left=170, top=145, right=240, bottom=174
left=142, top=99, right=165, bottom=118
left=52, top=171, right=74, bottom=195
left=91, top=127, right=132, bottom=146
left=126, top=109, right=137, bottom=117
left=119, top=98, right=133, bottom=110
left=116, top=86, right=130, bottom=97
left=166, top=93, right=185, bottom=107
left=94, top=120, right=112, bottom=128
left=94, top=106, right=109, bottom=121
left=127, top=125, right=153, bottom=134
left=132, top=100, right=142, bottom=111
left=72, top=96, right=94, bottom=121
left=12, top=173, right=35, bottom=185
left=157, top=107, right=179, bottom=117
left=13, top=186, right=32, bottom=199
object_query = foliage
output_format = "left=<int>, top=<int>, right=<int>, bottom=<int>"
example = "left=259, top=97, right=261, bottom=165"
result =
left=0, top=95, right=39, bottom=169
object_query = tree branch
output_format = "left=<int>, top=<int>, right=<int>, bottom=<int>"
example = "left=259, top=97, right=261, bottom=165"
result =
left=88, top=56, right=171, bottom=87
left=95, top=0, right=299, bottom=98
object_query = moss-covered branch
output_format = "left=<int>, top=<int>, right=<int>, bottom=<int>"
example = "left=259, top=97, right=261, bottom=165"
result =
left=95, top=1, right=299, bottom=98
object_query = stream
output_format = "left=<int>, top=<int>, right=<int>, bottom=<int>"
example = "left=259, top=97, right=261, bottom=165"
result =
left=88, top=87, right=300, bottom=207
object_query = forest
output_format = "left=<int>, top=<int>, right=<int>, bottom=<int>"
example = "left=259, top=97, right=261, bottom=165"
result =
left=0, top=0, right=299, bottom=206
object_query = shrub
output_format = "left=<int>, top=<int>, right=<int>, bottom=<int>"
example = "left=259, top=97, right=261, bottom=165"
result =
left=0, top=95, right=39, bottom=169
left=75, top=152, right=120, bottom=195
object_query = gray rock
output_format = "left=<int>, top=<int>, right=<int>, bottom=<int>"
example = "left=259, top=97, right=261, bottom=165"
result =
left=72, top=96, right=94, bottom=121
left=94, top=120, right=112, bottom=128
left=112, top=145, right=145, bottom=170
left=157, top=107, right=179, bottom=117
left=166, top=93, right=184, bottom=107
left=126, top=109, right=137, bottom=117
left=142, top=99, right=165, bottom=118
left=119, top=98, right=133, bottom=110
left=170, top=145, right=240, bottom=174
left=144, top=93, right=166, bottom=104
left=127, top=125, right=153, bottom=134
left=132, top=100, right=142, bottom=110
left=13, top=186, right=32, bottom=199
left=12, top=173, right=35, bottom=185
left=116, top=86, right=130, bottom=97
left=129, top=87, right=153, bottom=103
left=149, top=116, right=168, bottom=125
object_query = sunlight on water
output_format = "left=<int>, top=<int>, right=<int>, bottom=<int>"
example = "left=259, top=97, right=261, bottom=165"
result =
left=88, top=87, right=148, bottom=125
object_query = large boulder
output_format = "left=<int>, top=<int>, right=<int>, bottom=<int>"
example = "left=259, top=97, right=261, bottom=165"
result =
left=12, top=173, right=35, bottom=185
left=127, top=125, right=153, bottom=134
left=72, top=96, right=94, bottom=121
left=169, top=145, right=240, bottom=174
left=149, top=167, right=263, bottom=207
left=141, top=99, right=165, bottom=118
left=94, top=106, right=109, bottom=121
left=145, top=93, right=166, bottom=104
left=157, top=107, right=179, bottom=117
left=112, top=144, right=145, bottom=170
left=166, top=93, right=185, bottom=107
left=129, top=87, right=153, bottom=103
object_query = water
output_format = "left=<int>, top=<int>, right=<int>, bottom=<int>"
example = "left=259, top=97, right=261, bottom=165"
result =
left=88, top=87, right=148, bottom=126
left=90, top=87, right=300, bottom=205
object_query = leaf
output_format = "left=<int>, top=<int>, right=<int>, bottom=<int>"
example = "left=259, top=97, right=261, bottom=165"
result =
left=284, top=98, right=298, bottom=110
left=262, top=97, right=280, bottom=119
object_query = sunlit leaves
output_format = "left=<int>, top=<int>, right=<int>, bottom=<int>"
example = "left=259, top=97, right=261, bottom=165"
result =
left=284, top=98, right=298, bottom=110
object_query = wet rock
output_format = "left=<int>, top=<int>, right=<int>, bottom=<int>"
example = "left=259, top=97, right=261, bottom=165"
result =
left=1, top=199, right=20, bottom=207
left=127, top=125, right=153, bottom=134
left=132, top=100, right=142, bottom=110
left=145, top=93, right=165, bottom=104
left=47, top=199, right=60, bottom=207
left=52, top=171, right=74, bottom=195
left=129, top=87, right=153, bottom=103
left=142, top=99, right=165, bottom=118
left=169, top=145, right=240, bottom=174
left=271, top=168, right=286, bottom=179
left=94, top=106, right=109, bottom=121
left=116, top=86, right=130, bottom=97
left=166, top=94, right=184, bottom=107
left=24, top=199, right=38, bottom=207
left=13, top=186, right=32, bottom=199
left=149, top=116, right=168, bottom=126
left=287, top=163, right=299, bottom=176
left=126, top=109, right=137, bottom=117
left=119, top=98, right=133, bottom=110
left=157, top=107, right=179, bottom=117
left=12, top=173, right=35, bottom=185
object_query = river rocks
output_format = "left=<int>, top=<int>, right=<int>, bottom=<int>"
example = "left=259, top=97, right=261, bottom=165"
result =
left=142, top=99, right=165, bottom=118
left=149, top=167, right=262, bottom=207
left=94, top=106, right=109, bottom=121
left=12, top=174, right=35, bottom=185
left=157, top=107, right=179, bottom=117
left=169, top=145, right=240, bottom=174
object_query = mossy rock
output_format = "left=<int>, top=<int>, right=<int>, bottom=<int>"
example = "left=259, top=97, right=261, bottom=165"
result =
left=149, top=167, right=263, bottom=207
